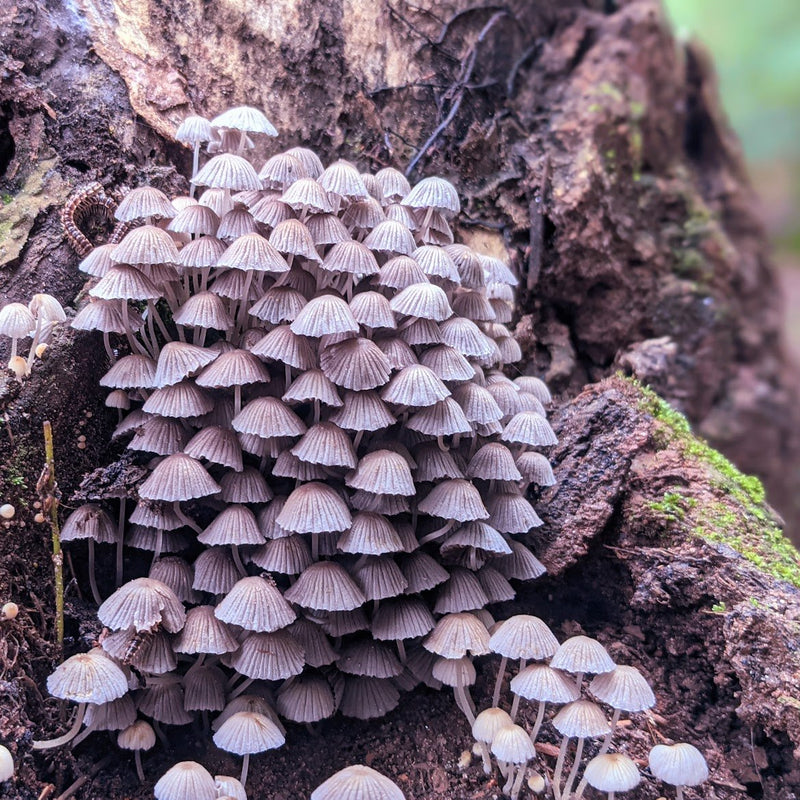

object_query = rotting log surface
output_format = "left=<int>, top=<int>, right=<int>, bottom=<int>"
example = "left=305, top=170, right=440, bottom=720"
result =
left=1, top=1, right=799, bottom=798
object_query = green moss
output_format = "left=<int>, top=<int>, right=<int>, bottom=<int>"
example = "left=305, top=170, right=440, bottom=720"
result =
left=710, top=601, right=727, bottom=614
left=648, top=490, right=697, bottom=522
left=1, top=194, right=12, bottom=205
left=634, top=379, right=800, bottom=587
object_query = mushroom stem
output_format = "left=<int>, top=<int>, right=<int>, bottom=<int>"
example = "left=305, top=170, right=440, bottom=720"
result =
left=231, top=544, right=247, bottom=577
left=240, top=752, right=250, bottom=787
left=553, top=737, right=570, bottom=800
left=561, top=736, right=586, bottom=800
left=395, top=639, right=406, bottom=663
left=510, top=764, right=527, bottom=800
left=503, top=765, right=516, bottom=795
left=492, top=655, right=508, bottom=708
left=32, top=703, right=87, bottom=749
left=529, top=700, right=547, bottom=747
left=190, top=143, right=201, bottom=196
left=70, top=718, right=99, bottom=747
left=477, top=741, right=492, bottom=774
left=598, top=708, right=621, bottom=755
left=134, top=749, right=145, bottom=782
left=115, top=498, right=126, bottom=587
left=676, top=789, right=685, bottom=800
left=87, top=539, right=102, bottom=606
left=418, top=519, right=455, bottom=545
left=453, top=677, right=475, bottom=726
left=102, top=332, right=115, bottom=363
left=509, top=659, right=527, bottom=721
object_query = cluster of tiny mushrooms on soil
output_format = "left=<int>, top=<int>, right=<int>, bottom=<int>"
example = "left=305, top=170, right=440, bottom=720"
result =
left=0, top=105, right=709, bottom=799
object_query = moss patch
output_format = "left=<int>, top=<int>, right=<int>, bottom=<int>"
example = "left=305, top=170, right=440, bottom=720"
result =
left=635, top=379, right=800, bottom=588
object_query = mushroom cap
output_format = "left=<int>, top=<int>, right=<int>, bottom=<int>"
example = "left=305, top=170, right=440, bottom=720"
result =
left=176, top=115, right=212, bottom=143
left=117, top=719, right=157, bottom=752
left=214, top=776, right=248, bottom=800
left=552, top=700, right=611, bottom=739
left=423, top=612, right=490, bottom=659
left=212, top=106, right=277, bottom=136
left=284, top=561, right=365, bottom=612
left=489, top=615, right=559, bottom=660
left=276, top=482, right=352, bottom=535
left=212, top=711, right=285, bottom=756
left=115, top=186, right=176, bottom=222
left=138, top=454, right=221, bottom=502
left=583, top=753, right=641, bottom=793
left=231, top=631, right=305, bottom=681
left=311, top=764, right=406, bottom=800
left=403, top=176, right=460, bottom=215
left=648, top=743, right=709, bottom=788
left=589, top=665, right=656, bottom=712
left=174, top=605, right=239, bottom=655
left=46, top=650, right=128, bottom=704
left=276, top=673, right=335, bottom=723
left=549, top=635, right=616, bottom=676
left=389, top=282, right=452, bottom=322
left=418, top=479, right=489, bottom=523
left=193, top=153, right=262, bottom=192
left=472, top=707, right=514, bottom=745
left=60, top=504, right=117, bottom=545
left=98, top=577, right=186, bottom=633
left=490, top=724, right=536, bottom=765
left=154, top=760, right=217, bottom=800
left=215, top=576, right=296, bottom=632
left=510, top=664, right=580, bottom=704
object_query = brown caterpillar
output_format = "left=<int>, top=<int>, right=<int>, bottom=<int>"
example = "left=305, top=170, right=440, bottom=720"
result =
left=61, top=182, right=136, bottom=256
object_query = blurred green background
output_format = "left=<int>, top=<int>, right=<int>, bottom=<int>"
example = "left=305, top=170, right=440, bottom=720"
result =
left=664, top=0, right=800, bottom=353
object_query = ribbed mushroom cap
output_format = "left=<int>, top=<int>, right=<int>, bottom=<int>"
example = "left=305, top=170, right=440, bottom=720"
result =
left=403, top=176, right=460, bottom=215
left=213, top=710, right=285, bottom=756
left=153, top=342, right=219, bottom=388
left=129, top=499, right=184, bottom=531
left=552, top=700, right=611, bottom=739
left=480, top=254, right=517, bottom=285
left=349, top=556, right=407, bottom=602
left=363, top=219, right=416, bottom=256
left=232, top=631, right=305, bottom=681
left=399, top=551, right=449, bottom=593
left=281, top=146, right=324, bottom=179
left=198, top=504, right=264, bottom=547
left=273, top=451, right=328, bottom=481
left=174, top=605, right=239, bottom=655
left=476, top=565, right=515, bottom=603
left=77, top=243, right=116, bottom=277
left=516, top=451, right=556, bottom=486
left=550, top=636, right=616, bottom=676
left=284, top=561, right=366, bottom=612
left=317, top=159, right=367, bottom=199
left=381, top=364, right=449, bottom=408
left=371, top=597, right=434, bottom=641
left=452, top=383, right=504, bottom=427
left=193, top=153, right=262, bottom=191
left=216, top=232, right=289, bottom=273
left=406, top=397, right=472, bottom=437
left=195, top=348, right=270, bottom=389
left=290, top=294, right=359, bottom=337
left=465, top=442, right=521, bottom=482
left=127, top=416, right=190, bottom=457
left=337, top=639, right=403, bottom=679
left=514, top=375, right=552, bottom=403
left=0, top=303, right=35, bottom=338
left=98, top=577, right=185, bottom=633
left=288, top=619, right=337, bottom=668
left=501, top=410, right=558, bottom=448
left=176, top=114, right=212, bottom=143
left=489, top=615, right=559, bottom=660
left=215, top=576, right=296, bottom=632
left=85, top=694, right=137, bottom=731
left=472, top=707, right=514, bottom=745
left=411, top=245, right=460, bottom=285
left=46, top=650, right=128, bottom=703
left=183, top=664, right=227, bottom=712
left=311, top=764, right=406, bottom=800
left=439, top=317, right=495, bottom=359
left=154, top=761, right=217, bottom=800
left=319, top=337, right=392, bottom=392
left=212, top=106, right=278, bottom=136
left=423, top=612, right=490, bottom=659
left=510, top=664, right=581, bottom=704
left=431, top=655, right=476, bottom=687
left=282, top=368, right=343, bottom=408
left=493, top=540, right=547, bottom=581
left=115, top=186, right=176, bottom=222
left=583, top=753, right=641, bottom=793
left=138, top=453, right=221, bottom=501
left=396, top=317, right=441, bottom=346
left=491, top=724, right=535, bottom=765
left=434, top=568, right=490, bottom=614
left=142, top=382, right=214, bottom=418
left=281, top=178, right=334, bottom=214
left=487, top=490, right=543, bottom=534
left=277, top=673, right=335, bottom=723
left=72, top=298, right=143, bottom=334
left=149, top=556, right=195, bottom=603
left=444, top=244, right=484, bottom=289
left=89, top=265, right=162, bottom=302
left=100, top=354, right=158, bottom=390
left=389, top=282, right=452, bottom=322
left=250, top=325, right=315, bottom=370
left=342, top=197, right=385, bottom=231
left=193, top=547, right=240, bottom=594
left=232, top=396, right=307, bottom=438
left=440, top=522, right=511, bottom=558
left=375, top=167, right=412, bottom=203
left=375, top=256, right=428, bottom=291
left=339, top=676, right=400, bottom=720
left=338, top=512, right=404, bottom=556
left=418, top=344, right=473, bottom=382
left=216, top=467, right=271, bottom=505
left=215, top=775, right=248, bottom=800
left=179, top=235, right=227, bottom=270
left=418, top=479, right=489, bottom=522
left=250, top=534, right=312, bottom=576
left=259, top=153, right=308, bottom=189
left=249, top=286, right=306, bottom=325
left=181, top=422, right=241, bottom=467
left=288, top=422, right=356, bottom=468
left=413, top=443, right=464, bottom=482
left=349, top=291, right=396, bottom=331
left=589, top=665, right=656, bottom=712
left=346, top=450, right=415, bottom=496
left=276, top=482, right=351, bottom=535
left=110, top=224, right=180, bottom=265
left=168, top=203, right=220, bottom=236
left=331, top=391, right=395, bottom=432
left=60, top=504, right=117, bottom=544
left=117, top=719, right=156, bottom=752
left=268, top=218, right=320, bottom=261
left=648, top=743, right=709, bottom=788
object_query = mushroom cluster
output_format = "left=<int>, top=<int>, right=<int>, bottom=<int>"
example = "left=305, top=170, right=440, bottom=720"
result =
left=35, top=105, right=558, bottom=786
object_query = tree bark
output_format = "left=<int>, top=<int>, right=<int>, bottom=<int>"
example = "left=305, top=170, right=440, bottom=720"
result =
left=0, top=1, right=799, bottom=797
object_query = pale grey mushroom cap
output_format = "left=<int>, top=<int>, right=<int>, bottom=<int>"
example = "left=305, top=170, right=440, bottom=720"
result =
left=154, top=760, right=217, bottom=800
left=46, top=650, right=128, bottom=704
left=510, top=664, right=580, bottom=704
left=583, top=753, right=641, bottom=793
left=212, top=710, right=285, bottom=756
left=215, top=776, right=248, bottom=800
left=211, top=105, right=278, bottom=136
left=311, top=764, right=406, bottom=800
left=489, top=615, right=559, bottom=661
left=60, top=504, right=117, bottom=545
left=550, top=635, right=616, bottom=676
left=648, top=743, right=709, bottom=788
left=552, top=700, right=611, bottom=739
left=97, top=577, right=185, bottom=633
left=490, top=723, right=536, bottom=765
left=423, top=612, right=490, bottom=659
left=589, top=665, right=656, bottom=712
left=117, top=719, right=157, bottom=752
left=472, top=707, right=514, bottom=745
left=214, top=575, right=296, bottom=632
left=138, top=453, right=221, bottom=502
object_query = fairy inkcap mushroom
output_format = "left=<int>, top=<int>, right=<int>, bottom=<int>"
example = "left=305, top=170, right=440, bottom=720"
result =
left=578, top=752, right=641, bottom=800
left=212, top=710, right=285, bottom=786
left=490, top=724, right=536, bottom=800
left=154, top=760, right=217, bottom=800
left=117, top=719, right=156, bottom=782
left=472, top=707, right=514, bottom=774
left=311, top=764, right=406, bottom=800
left=648, top=743, right=709, bottom=800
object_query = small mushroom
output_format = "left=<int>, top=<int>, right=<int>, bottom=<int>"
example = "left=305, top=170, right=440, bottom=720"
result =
left=212, top=710, right=285, bottom=786
left=648, top=742, right=709, bottom=800
left=577, top=753, right=640, bottom=800
left=117, top=719, right=156, bottom=782
left=154, top=760, right=217, bottom=800
left=0, top=744, right=14, bottom=782
left=311, top=765, right=406, bottom=800
left=490, top=724, right=536, bottom=800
